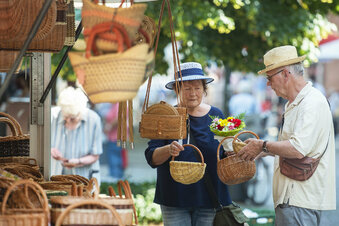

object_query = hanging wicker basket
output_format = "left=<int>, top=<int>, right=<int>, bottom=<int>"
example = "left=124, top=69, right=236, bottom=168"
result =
left=216, top=135, right=256, bottom=185
left=170, top=144, right=206, bottom=185
left=232, top=130, right=260, bottom=153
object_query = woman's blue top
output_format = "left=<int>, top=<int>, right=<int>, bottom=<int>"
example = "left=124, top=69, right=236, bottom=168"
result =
left=144, top=106, right=232, bottom=208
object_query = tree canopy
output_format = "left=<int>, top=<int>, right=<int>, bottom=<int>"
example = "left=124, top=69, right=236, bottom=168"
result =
left=145, top=0, right=338, bottom=74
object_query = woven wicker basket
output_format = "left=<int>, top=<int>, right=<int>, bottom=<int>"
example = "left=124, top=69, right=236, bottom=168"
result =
left=0, top=0, right=67, bottom=52
left=0, top=0, right=56, bottom=42
left=216, top=136, right=256, bottom=185
left=51, top=178, right=130, bottom=226
left=133, top=15, right=157, bottom=47
left=0, top=164, right=44, bottom=182
left=139, top=101, right=188, bottom=140
left=170, top=144, right=206, bottom=185
left=232, top=130, right=260, bottom=153
left=0, top=50, right=23, bottom=73
left=69, top=43, right=150, bottom=103
left=0, top=180, right=49, bottom=226
left=82, top=0, right=147, bottom=53
left=64, top=0, right=75, bottom=46
left=0, top=112, right=30, bottom=157
left=39, top=181, right=78, bottom=196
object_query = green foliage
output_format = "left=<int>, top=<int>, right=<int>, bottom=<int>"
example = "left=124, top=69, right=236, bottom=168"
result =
left=145, top=0, right=337, bottom=73
left=100, top=181, right=162, bottom=224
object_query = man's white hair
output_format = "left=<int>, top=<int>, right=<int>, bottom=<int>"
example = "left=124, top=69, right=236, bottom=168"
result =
left=57, top=87, right=88, bottom=116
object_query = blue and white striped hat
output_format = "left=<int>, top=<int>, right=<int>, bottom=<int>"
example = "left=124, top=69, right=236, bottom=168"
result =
left=165, top=62, right=214, bottom=90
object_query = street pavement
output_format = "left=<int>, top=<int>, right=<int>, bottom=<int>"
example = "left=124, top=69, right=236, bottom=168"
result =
left=100, top=132, right=339, bottom=224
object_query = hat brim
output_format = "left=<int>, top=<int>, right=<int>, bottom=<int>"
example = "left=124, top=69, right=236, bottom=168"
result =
left=165, top=75, right=214, bottom=90
left=257, top=55, right=306, bottom=74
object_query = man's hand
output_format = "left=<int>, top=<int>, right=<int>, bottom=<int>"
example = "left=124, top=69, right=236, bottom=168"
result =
left=237, top=138, right=263, bottom=161
left=51, top=148, right=67, bottom=161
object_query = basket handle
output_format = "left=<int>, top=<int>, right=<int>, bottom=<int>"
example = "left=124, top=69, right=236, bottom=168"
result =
left=1, top=179, right=49, bottom=215
left=55, top=199, right=124, bottom=226
left=123, top=180, right=138, bottom=225
left=0, top=112, right=23, bottom=135
left=0, top=117, right=18, bottom=136
left=108, top=185, right=117, bottom=197
left=171, top=144, right=205, bottom=166
left=216, top=136, right=242, bottom=162
left=232, top=130, right=259, bottom=147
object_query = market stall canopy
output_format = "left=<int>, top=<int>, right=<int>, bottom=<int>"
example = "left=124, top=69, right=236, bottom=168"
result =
left=318, top=34, right=339, bottom=61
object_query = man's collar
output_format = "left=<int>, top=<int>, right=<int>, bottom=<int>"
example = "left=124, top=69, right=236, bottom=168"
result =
left=288, top=82, right=312, bottom=107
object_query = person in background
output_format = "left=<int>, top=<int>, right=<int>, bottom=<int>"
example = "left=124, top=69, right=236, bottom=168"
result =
left=145, top=62, right=234, bottom=226
left=237, top=45, right=336, bottom=225
left=51, top=87, right=103, bottom=184
left=103, top=103, right=128, bottom=180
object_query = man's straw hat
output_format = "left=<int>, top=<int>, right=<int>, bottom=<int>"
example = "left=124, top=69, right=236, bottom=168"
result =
left=258, top=45, right=306, bottom=74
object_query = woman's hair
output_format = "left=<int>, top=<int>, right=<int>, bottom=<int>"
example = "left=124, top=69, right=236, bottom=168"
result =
left=173, top=79, right=208, bottom=95
left=57, top=87, right=88, bottom=116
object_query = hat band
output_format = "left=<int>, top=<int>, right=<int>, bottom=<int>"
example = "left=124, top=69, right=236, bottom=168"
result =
left=176, top=68, right=204, bottom=78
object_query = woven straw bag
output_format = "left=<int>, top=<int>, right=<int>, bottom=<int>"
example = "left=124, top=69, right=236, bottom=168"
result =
left=82, top=0, right=147, bottom=53
left=232, top=130, right=260, bottom=153
left=0, top=0, right=67, bottom=52
left=216, top=135, right=256, bottom=185
left=139, top=101, right=188, bottom=140
left=0, top=112, right=30, bottom=157
left=69, top=43, right=150, bottom=103
left=51, top=178, right=129, bottom=226
left=170, top=144, right=206, bottom=185
left=0, top=180, right=49, bottom=226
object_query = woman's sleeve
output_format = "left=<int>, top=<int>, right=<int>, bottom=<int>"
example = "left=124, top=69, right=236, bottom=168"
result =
left=145, top=139, right=168, bottom=168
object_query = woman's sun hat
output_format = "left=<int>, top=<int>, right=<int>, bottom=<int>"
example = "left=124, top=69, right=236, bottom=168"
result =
left=165, top=62, right=214, bottom=90
left=258, top=45, right=306, bottom=74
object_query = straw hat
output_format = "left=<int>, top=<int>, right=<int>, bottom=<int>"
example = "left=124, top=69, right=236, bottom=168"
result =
left=258, top=45, right=306, bottom=74
left=165, top=62, right=214, bottom=90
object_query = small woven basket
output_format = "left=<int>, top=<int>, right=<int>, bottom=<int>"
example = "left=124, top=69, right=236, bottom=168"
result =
left=0, top=112, right=30, bottom=157
left=216, top=136, right=256, bottom=185
left=170, top=144, right=206, bottom=185
left=0, top=180, right=49, bottom=226
left=69, top=43, right=150, bottom=103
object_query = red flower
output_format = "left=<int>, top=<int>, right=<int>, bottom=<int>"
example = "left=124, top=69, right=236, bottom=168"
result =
left=217, top=124, right=224, bottom=130
left=229, top=118, right=242, bottom=128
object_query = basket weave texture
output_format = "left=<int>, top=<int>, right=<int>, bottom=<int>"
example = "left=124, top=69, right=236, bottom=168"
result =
left=0, top=180, right=49, bottom=226
left=170, top=144, right=206, bottom=185
left=82, top=0, right=147, bottom=53
left=51, top=178, right=131, bottom=226
left=232, top=131, right=260, bottom=153
left=0, top=0, right=67, bottom=52
left=216, top=134, right=257, bottom=185
left=139, top=101, right=188, bottom=140
left=0, top=51, right=22, bottom=73
left=0, top=112, right=30, bottom=157
left=65, top=0, right=75, bottom=46
left=69, top=43, right=150, bottom=103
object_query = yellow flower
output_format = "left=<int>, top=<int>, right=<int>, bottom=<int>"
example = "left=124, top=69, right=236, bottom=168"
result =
left=227, top=117, right=234, bottom=121
left=220, top=119, right=228, bottom=126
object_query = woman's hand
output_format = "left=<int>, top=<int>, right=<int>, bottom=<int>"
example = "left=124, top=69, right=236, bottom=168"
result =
left=51, top=148, right=67, bottom=161
left=168, top=141, right=184, bottom=157
left=62, top=158, right=81, bottom=168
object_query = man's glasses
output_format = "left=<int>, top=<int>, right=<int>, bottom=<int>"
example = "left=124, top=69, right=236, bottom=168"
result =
left=266, top=69, right=283, bottom=82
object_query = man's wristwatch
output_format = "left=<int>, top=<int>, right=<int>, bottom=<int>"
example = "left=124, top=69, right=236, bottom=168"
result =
left=262, top=140, right=269, bottom=153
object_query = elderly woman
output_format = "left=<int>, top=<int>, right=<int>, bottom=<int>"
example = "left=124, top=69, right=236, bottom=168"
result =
left=145, top=62, right=233, bottom=226
left=51, top=87, right=103, bottom=184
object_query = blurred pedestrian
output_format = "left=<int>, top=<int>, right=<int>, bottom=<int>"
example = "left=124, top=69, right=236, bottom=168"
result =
left=51, top=87, right=103, bottom=184
left=237, top=45, right=336, bottom=225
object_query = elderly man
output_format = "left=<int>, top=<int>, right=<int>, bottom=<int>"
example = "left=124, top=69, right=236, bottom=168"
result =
left=237, top=45, right=336, bottom=225
left=51, top=87, right=103, bottom=184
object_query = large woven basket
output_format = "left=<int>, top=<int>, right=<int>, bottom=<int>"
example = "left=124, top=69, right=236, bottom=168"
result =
left=0, top=0, right=56, bottom=42
left=216, top=136, right=256, bottom=185
left=232, top=130, right=260, bottom=153
left=170, top=144, right=206, bottom=185
left=0, top=50, right=23, bottom=73
left=0, top=0, right=67, bottom=52
left=69, top=43, right=150, bottom=103
left=39, top=181, right=78, bottom=196
left=139, top=101, right=188, bottom=140
left=82, top=0, right=147, bottom=53
left=51, top=178, right=129, bottom=226
left=0, top=112, right=30, bottom=157
left=0, top=180, right=49, bottom=226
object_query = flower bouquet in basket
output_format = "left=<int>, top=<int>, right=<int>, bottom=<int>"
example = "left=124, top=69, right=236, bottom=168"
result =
left=209, top=113, right=246, bottom=137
